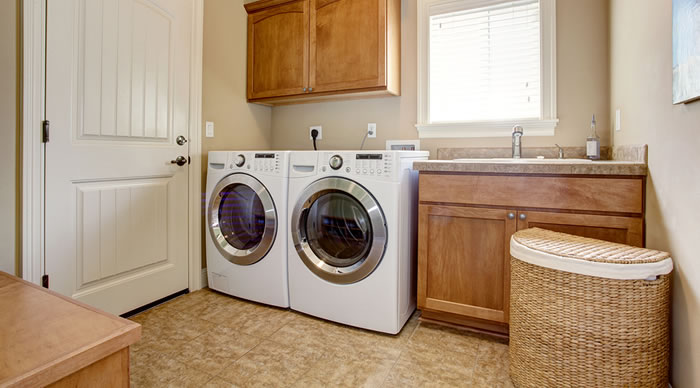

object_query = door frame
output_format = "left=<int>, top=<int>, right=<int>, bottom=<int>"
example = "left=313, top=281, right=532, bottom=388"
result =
left=21, top=0, right=206, bottom=293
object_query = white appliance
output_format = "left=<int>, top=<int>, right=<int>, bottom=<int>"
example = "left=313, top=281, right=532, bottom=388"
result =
left=206, top=151, right=290, bottom=307
left=287, top=150, right=429, bottom=334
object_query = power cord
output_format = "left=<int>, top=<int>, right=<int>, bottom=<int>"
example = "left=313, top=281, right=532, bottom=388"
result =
left=311, top=129, right=319, bottom=151
left=360, top=127, right=375, bottom=150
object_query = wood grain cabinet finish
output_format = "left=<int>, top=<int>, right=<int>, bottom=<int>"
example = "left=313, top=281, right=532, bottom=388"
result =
left=245, top=0, right=400, bottom=104
left=418, top=206, right=515, bottom=327
left=247, top=0, right=309, bottom=99
left=516, top=210, right=644, bottom=247
left=417, top=172, right=646, bottom=334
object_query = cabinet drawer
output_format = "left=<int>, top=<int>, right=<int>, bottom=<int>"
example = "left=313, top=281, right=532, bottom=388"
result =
left=419, top=173, right=643, bottom=214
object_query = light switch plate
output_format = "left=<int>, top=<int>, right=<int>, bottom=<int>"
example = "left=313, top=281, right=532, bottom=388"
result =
left=615, top=109, right=621, bottom=131
left=367, top=123, right=377, bottom=138
left=206, top=121, right=215, bottom=137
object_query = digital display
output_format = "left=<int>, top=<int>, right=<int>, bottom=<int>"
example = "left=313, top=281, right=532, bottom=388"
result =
left=356, top=154, right=382, bottom=160
left=255, top=153, right=275, bottom=159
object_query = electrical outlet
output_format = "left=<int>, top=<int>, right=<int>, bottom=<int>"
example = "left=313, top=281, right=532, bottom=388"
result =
left=367, top=123, right=377, bottom=138
left=615, top=109, right=621, bottom=131
left=309, top=125, right=322, bottom=140
left=205, top=121, right=214, bottom=137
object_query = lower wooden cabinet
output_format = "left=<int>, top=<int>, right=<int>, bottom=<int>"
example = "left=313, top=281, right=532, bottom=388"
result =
left=416, top=172, right=646, bottom=335
left=517, top=210, right=643, bottom=247
left=418, top=205, right=514, bottom=328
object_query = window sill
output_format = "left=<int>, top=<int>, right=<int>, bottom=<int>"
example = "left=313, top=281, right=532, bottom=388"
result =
left=416, top=119, right=559, bottom=139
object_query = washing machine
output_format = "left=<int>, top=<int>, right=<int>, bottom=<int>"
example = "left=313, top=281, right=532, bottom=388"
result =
left=287, top=150, right=429, bottom=334
left=206, top=151, right=290, bottom=307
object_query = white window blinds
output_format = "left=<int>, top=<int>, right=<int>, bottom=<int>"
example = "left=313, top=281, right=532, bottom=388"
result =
left=429, top=0, right=541, bottom=123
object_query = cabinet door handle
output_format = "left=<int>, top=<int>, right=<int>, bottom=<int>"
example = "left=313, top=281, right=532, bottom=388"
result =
left=519, top=213, right=527, bottom=220
left=308, top=87, right=313, bottom=92
left=507, top=212, right=515, bottom=220
left=303, top=87, right=307, bottom=92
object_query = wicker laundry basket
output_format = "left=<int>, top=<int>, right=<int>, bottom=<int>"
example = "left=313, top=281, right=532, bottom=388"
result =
left=509, top=228, right=673, bottom=388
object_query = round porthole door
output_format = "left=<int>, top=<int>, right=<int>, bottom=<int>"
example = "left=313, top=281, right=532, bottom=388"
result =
left=291, top=177, right=387, bottom=284
left=208, top=174, right=277, bottom=265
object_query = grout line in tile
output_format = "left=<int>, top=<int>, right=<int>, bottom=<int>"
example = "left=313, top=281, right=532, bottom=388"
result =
left=377, top=347, right=404, bottom=388
left=212, top=339, right=266, bottom=385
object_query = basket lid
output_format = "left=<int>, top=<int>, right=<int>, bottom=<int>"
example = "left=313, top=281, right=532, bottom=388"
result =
left=510, top=228, right=673, bottom=280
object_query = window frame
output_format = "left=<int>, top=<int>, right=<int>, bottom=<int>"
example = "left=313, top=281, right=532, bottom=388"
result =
left=416, top=0, right=558, bottom=138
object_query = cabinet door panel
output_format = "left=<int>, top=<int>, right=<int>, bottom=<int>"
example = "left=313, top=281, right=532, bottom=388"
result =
left=309, top=0, right=386, bottom=92
left=248, top=0, right=309, bottom=99
left=517, top=211, right=644, bottom=247
left=418, top=205, right=516, bottom=323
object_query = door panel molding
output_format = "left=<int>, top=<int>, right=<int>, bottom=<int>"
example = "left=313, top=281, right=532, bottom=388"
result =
left=75, top=0, right=174, bottom=142
left=75, top=177, right=172, bottom=289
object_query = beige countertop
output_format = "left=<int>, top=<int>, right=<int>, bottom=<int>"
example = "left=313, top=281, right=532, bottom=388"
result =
left=0, top=271, right=141, bottom=387
left=413, top=159, right=648, bottom=176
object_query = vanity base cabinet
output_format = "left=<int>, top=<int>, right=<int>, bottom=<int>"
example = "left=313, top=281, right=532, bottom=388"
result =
left=516, top=210, right=644, bottom=247
left=418, top=205, right=515, bottom=330
left=416, top=172, right=646, bottom=335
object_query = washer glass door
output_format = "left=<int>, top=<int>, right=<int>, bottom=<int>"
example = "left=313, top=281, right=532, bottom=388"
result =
left=292, top=178, right=386, bottom=284
left=209, top=174, right=276, bottom=265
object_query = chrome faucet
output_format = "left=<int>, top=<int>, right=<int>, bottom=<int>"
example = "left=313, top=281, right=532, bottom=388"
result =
left=512, top=125, right=524, bottom=159
left=555, top=144, right=564, bottom=159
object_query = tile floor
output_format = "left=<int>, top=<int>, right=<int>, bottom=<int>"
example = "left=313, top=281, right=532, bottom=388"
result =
left=128, top=288, right=513, bottom=387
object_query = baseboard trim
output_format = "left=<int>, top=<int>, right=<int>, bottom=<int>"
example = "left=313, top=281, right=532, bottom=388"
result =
left=200, top=268, right=208, bottom=290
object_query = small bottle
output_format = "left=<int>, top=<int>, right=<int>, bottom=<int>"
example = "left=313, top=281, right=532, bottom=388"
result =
left=586, top=114, right=600, bottom=160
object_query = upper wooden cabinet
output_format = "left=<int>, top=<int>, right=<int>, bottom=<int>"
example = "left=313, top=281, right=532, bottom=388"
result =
left=246, top=0, right=309, bottom=100
left=245, top=0, right=400, bottom=105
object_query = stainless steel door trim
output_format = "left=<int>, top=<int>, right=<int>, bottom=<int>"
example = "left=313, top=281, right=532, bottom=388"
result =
left=208, top=173, right=277, bottom=265
left=291, top=177, right=387, bottom=284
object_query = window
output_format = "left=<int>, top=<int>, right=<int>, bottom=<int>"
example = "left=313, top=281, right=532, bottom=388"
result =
left=417, top=0, right=557, bottom=138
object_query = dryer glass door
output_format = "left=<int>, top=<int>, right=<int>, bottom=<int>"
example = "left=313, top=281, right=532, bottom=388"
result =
left=292, top=177, right=387, bottom=284
left=209, top=174, right=277, bottom=265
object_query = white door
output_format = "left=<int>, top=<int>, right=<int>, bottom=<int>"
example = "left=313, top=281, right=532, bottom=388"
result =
left=45, top=0, right=194, bottom=314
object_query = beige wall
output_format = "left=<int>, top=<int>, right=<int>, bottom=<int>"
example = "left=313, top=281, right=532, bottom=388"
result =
left=1, top=0, right=19, bottom=276
left=201, top=0, right=272, bottom=265
left=202, top=0, right=272, bottom=162
left=610, top=1, right=700, bottom=387
left=271, top=0, right=611, bottom=156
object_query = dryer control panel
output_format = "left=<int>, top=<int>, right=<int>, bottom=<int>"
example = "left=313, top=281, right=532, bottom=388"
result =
left=228, top=152, right=282, bottom=175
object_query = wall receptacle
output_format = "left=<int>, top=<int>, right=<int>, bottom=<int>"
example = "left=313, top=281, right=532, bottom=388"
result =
left=310, top=125, right=322, bottom=140
left=205, top=121, right=214, bottom=137
left=368, top=123, right=377, bottom=138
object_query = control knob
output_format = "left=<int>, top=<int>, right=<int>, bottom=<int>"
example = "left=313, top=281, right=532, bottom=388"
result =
left=329, top=155, right=343, bottom=170
left=234, top=154, right=245, bottom=167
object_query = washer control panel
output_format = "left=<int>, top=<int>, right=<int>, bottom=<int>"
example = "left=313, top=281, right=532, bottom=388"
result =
left=230, top=152, right=282, bottom=174
left=320, top=152, right=394, bottom=179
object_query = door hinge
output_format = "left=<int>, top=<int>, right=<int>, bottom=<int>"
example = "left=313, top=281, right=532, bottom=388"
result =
left=42, top=120, right=50, bottom=143
left=41, top=274, right=49, bottom=288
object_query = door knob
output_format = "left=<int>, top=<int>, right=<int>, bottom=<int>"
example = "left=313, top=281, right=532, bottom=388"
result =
left=519, top=213, right=527, bottom=220
left=176, top=135, right=188, bottom=146
left=171, top=156, right=188, bottom=166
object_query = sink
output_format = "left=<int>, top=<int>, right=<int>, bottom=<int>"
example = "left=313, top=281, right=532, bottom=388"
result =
left=454, top=158, right=593, bottom=163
